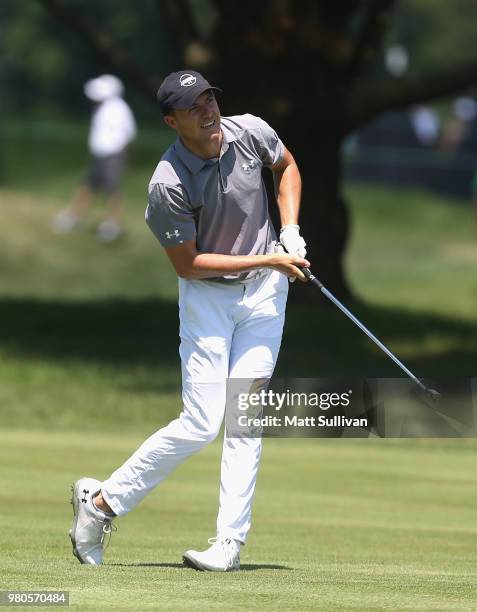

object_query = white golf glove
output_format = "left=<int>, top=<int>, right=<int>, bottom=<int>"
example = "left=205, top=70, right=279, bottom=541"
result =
left=279, top=224, right=307, bottom=258
left=278, top=224, right=307, bottom=283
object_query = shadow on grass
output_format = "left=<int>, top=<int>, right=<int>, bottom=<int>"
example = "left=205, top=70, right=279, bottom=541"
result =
left=110, top=562, right=185, bottom=569
left=0, top=297, right=476, bottom=378
left=110, top=562, right=291, bottom=571
left=239, top=564, right=292, bottom=571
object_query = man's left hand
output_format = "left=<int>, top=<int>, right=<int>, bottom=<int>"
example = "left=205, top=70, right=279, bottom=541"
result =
left=279, top=225, right=307, bottom=258
left=278, top=225, right=307, bottom=283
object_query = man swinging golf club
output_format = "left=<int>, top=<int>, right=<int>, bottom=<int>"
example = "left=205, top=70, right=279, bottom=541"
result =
left=69, top=70, right=309, bottom=571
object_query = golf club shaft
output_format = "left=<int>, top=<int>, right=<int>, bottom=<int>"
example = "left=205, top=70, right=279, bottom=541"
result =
left=302, top=268, right=428, bottom=393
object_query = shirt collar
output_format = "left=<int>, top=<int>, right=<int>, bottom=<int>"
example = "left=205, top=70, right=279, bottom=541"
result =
left=221, top=119, right=238, bottom=145
left=174, top=119, right=238, bottom=175
left=174, top=138, right=206, bottom=174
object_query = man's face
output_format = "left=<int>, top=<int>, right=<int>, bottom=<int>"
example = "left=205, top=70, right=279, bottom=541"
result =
left=164, top=90, right=221, bottom=145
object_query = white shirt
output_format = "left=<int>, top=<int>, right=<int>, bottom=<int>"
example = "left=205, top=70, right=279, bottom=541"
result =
left=409, top=106, right=440, bottom=146
left=88, top=96, right=136, bottom=157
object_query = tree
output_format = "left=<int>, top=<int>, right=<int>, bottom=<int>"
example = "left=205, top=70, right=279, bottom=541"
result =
left=36, top=0, right=477, bottom=298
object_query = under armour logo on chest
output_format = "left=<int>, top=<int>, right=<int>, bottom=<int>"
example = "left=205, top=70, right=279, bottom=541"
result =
left=166, top=230, right=180, bottom=239
left=241, top=159, right=258, bottom=174
left=81, top=489, right=89, bottom=503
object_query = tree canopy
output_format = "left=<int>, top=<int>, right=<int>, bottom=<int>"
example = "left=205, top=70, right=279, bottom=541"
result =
left=3, top=0, right=477, bottom=119
left=3, top=0, right=477, bottom=297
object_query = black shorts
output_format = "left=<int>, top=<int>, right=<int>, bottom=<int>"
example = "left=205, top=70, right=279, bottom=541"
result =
left=84, top=152, right=126, bottom=194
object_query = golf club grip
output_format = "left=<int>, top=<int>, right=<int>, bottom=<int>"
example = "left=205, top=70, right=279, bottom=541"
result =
left=301, top=266, right=323, bottom=288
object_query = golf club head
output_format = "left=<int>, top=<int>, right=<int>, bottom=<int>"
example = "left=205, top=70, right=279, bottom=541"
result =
left=411, top=384, right=441, bottom=411
left=426, top=388, right=441, bottom=401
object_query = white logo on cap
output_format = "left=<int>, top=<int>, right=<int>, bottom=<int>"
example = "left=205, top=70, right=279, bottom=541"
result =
left=180, top=74, right=196, bottom=87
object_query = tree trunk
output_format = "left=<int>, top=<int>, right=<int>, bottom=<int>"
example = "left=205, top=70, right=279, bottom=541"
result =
left=275, top=106, right=352, bottom=302
left=299, top=141, right=351, bottom=301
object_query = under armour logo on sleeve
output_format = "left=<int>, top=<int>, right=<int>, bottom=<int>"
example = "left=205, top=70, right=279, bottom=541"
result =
left=165, top=230, right=180, bottom=239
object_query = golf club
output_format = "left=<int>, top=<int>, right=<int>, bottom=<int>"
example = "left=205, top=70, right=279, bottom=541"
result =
left=300, top=266, right=440, bottom=401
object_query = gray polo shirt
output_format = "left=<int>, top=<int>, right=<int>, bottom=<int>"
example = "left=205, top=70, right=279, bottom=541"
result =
left=146, top=114, right=285, bottom=283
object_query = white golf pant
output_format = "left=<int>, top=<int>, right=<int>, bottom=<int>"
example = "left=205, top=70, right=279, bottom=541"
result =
left=102, top=269, right=288, bottom=543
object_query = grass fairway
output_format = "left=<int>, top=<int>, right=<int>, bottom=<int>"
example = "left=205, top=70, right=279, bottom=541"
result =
left=1, top=157, right=477, bottom=610
left=1, top=430, right=476, bottom=610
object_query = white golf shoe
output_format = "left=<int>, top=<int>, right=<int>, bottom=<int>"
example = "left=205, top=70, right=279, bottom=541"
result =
left=69, top=477, right=116, bottom=565
left=183, top=536, right=241, bottom=572
left=97, top=219, right=123, bottom=242
left=52, top=210, right=79, bottom=234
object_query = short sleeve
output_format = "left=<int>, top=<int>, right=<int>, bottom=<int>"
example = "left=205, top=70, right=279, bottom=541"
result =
left=145, top=183, right=197, bottom=247
left=253, top=116, right=285, bottom=168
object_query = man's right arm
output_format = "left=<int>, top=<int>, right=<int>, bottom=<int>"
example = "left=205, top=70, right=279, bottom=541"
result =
left=146, top=182, right=309, bottom=281
left=165, top=239, right=310, bottom=282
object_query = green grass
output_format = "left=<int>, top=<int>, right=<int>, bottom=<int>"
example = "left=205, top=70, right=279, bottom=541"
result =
left=1, top=135, right=477, bottom=609
left=0, top=181, right=476, bottom=433
left=346, top=184, right=477, bottom=322
left=1, top=431, right=476, bottom=610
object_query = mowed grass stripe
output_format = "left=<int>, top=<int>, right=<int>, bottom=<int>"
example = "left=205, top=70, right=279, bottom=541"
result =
left=0, top=431, right=475, bottom=610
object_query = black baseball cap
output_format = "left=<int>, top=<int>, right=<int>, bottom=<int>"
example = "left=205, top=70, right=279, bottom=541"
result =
left=157, top=70, right=221, bottom=115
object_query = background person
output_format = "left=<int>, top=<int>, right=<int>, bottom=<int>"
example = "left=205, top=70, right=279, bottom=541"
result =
left=69, top=70, right=308, bottom=571
left=52, top=74, right=136, bottom=242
